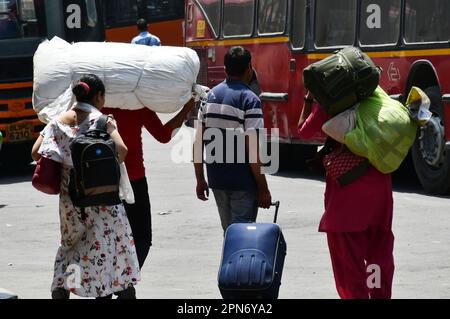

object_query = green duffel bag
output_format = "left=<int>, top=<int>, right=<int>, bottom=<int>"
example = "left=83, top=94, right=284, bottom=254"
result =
left=303, top=47, right=381, bottom=116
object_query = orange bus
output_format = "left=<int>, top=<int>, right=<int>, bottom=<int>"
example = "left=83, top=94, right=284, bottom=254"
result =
left=104, top=0, right=184, bottom=45
left=185, top=0, right=450, bottom=195
left=0, top=0, right=184, bottom=166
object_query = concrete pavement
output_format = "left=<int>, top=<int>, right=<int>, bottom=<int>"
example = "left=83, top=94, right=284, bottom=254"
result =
left=1, top=122, right=450, bottom=299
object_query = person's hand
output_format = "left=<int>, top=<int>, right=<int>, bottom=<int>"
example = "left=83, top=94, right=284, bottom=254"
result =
left=196, top=179, right=209, bottom=201
left=257, top=188, right=272, bottom=209
left=298, top=91, right=315, bottom=128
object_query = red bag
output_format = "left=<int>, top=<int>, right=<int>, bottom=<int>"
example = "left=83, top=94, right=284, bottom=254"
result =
left=32, top=157, right=62, bottom=194
left=323, top=145, right=369, bottom=186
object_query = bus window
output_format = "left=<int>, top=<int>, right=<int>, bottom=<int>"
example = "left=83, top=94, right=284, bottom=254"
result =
left=145, top=0, right=184, bottom=23
left=104, top=0, right=138, bottom=28
left=196, top=0, right=221, bottom=37
left=64, top=0, right=104, bottom=42
left=223, top=0, right=255, bottom=37
left=258, top=0, right=287, bottom=35
left=18, top=0, right=35, bottom=20
left=0, top=0, right=45, bottom=39
left=359, top=0, right=401, bottom=46
left=404, top=0, right=450, bottom=43
left=85, top=0, right=97, bottom=28
left=291, top=0, right=306, bottom=49
left=315, top=0, right=356, bottom=47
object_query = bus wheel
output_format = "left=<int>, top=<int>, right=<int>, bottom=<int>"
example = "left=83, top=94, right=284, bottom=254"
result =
left=412, top=86, right=450, bottom=195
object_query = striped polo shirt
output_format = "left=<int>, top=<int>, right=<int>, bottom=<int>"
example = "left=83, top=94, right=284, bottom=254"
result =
left=198, top=79, right=264, bottom=190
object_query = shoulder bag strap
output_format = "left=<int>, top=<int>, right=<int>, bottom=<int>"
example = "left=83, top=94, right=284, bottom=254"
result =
left=95, top=115, right=109, bottom=132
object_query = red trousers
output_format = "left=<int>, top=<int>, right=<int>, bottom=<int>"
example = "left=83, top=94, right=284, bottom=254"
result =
left=326, top=227, right=395, bottom=299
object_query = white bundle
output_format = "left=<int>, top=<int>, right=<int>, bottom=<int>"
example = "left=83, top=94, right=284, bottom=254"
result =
left=322, top=106, right=357, bottom=144
left=33, top=37, right=205, bottom=123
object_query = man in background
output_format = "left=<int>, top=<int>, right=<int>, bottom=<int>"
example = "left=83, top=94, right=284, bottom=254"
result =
left=131, top=18, right=161, bottom=46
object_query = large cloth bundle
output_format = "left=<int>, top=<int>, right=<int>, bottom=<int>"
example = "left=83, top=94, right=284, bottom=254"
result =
left=33, top=37, right=201, bottom=123
left=344, top=87, right=417, bottom=174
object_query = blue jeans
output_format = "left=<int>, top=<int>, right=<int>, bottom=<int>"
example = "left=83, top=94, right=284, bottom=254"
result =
left=212, top=189, right=258, bottom=232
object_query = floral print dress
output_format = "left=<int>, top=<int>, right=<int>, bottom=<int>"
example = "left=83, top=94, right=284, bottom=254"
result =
left=39, top=112, right=140, bottom=298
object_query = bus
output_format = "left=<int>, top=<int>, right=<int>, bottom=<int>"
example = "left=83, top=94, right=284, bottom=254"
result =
left=103, top=0, right=184, bottom=45
left=0, top=0, right=184, bottom=166
left=185, top=0, right=450, bottom=195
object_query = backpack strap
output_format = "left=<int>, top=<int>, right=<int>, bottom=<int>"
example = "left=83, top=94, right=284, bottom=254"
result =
left=95, top=115, right=109, bottom=132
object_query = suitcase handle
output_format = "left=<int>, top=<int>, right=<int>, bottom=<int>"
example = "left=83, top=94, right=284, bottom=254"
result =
left=271, top=201, right=280, bottom=224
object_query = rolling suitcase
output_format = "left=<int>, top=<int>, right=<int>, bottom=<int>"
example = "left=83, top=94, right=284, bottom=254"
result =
left=218, top=202, right=286, bottom=299
left=303, top=47, right=381, bottom=116
left=0, top=288, right=18, bottom=299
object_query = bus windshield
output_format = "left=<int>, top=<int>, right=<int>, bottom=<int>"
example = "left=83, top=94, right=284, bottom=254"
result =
left=145, top=0, right=184, bottom=22
left=103, top=0, right=184, bottom=45
left=0, top=0, right=44, bottom=40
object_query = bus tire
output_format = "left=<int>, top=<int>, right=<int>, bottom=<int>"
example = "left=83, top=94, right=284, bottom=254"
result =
left=411, top=86, right=450, bottom=195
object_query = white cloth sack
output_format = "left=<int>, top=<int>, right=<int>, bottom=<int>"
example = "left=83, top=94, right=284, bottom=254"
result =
left=322, top=106, right=357, bottom=144
left=33, top=37, right=204, bottom=123
left=119, top=163, right=135, bottom=205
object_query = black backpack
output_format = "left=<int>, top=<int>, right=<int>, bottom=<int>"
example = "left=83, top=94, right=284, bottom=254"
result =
left=303, top=47, right=381, bottom=116
left=69, top=115, right=121, bottom=208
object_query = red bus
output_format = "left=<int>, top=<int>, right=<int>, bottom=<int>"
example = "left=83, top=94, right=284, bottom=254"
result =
left=0, top=0, right=184, bottom=166
left=185, top=0, right=450, bottom=195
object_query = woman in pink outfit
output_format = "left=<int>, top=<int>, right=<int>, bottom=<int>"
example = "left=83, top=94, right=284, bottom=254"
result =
left=298, top=92, right=395, bottom=299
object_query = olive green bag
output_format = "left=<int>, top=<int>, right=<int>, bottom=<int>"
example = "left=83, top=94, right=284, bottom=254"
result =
left=303, top=47, right=381, bottom=116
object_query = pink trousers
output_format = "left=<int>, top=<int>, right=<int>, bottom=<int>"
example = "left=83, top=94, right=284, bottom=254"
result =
left=326, top=227, right=395, bottom=299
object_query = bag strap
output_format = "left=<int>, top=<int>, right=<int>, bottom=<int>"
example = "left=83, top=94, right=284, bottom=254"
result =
left=95, top=115, right=109, bottom=132
left=319, top=137, right=338, bottom=159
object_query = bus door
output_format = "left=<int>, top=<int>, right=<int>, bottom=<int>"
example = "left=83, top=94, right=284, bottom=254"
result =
left=190, top=0, right=223, bottom=88
left=183, top=0, right=221, bottom=126
left=288, top=0, right=316, bottom=143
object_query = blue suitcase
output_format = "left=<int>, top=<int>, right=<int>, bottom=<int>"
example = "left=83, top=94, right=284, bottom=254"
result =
left=218, top=202, right=286, bottom=299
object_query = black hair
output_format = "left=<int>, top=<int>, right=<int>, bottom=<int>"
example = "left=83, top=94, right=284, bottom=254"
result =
left=224, top=46, right=252, bottom=77
left=72, top=74, right=105, bottom=103
left=137, top=18, right=148, bottom=32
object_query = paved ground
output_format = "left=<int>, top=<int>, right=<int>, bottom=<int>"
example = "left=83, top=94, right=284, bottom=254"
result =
left=1, top=119, right=450, bottom=299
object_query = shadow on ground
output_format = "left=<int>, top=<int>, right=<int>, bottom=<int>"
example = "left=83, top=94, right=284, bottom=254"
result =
left=2, top=160, right=449, bottom=199
left=0, top=162, right=35, bottom=185
left=272, top=165, right=450, bottom=199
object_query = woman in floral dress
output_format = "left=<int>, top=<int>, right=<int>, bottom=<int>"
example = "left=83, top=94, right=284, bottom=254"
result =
left=32, top=74, right=140, bottom=299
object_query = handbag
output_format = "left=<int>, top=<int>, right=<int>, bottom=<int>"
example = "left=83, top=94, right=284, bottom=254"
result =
left=32, top=156, right=62, bottom=194
left=323, top=144, right=369, bottom=186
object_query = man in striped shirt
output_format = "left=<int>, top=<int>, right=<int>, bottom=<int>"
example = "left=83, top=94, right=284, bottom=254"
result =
left=194, top=46, right=272, bottom=231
